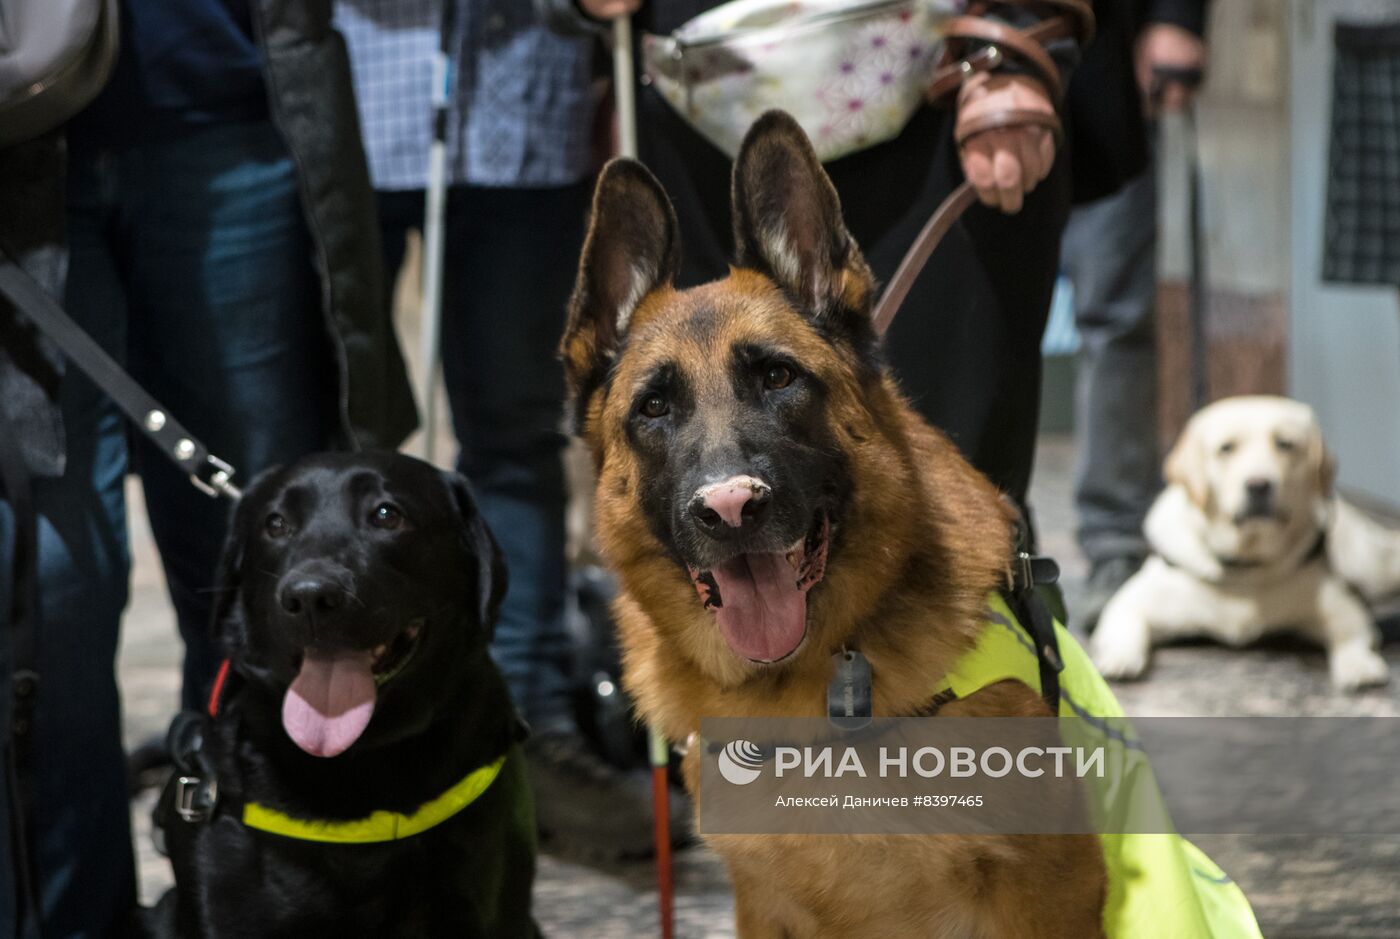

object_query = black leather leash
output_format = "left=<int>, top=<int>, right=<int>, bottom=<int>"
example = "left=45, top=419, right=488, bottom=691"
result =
left=1007, top=551, right=1064, bottom=714
left=0, top=256, right=243, bottom=501
left=1002, top=505, right=1064, bottom=713
left=1150, top=65, right=1208, bottom=411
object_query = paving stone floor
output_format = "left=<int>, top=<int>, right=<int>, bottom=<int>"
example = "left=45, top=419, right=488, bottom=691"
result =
left=120, top=435, right=1400, bottom=938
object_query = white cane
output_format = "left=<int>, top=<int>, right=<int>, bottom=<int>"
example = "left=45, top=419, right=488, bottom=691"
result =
left=418, top=6, right=455, bottom=464
left=608, top=14, right=674, bottom=939
left=614, top=17, right=638, bottom=158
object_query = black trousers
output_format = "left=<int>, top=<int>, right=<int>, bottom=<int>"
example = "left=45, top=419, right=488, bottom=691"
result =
left=638, top=92, right=1071, bottom=505
left=376, top=183, right=587, bottom=731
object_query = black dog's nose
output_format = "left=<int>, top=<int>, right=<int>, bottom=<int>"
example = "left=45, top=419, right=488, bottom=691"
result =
left=279, top=577, right=347, bottom=616
left=688, top=475, right=772, bottom=539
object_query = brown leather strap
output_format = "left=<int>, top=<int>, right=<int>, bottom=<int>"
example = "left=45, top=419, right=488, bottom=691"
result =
left=954, top=107, right=1062, bottom=148
left=1024, top=0, right=1096, bottom=45
left=937, top=15, right=1066, bottom=102
left=926, top=0, right=1095, bottom=105
left=870, top=181, right=978, bottom=337
left=871, top=101, right=1063, bottom=336
left=872, top=1, right=1095, bottom=337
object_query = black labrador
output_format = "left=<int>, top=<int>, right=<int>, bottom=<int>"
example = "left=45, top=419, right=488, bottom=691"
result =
left=148, top=451, right=537, bottom=938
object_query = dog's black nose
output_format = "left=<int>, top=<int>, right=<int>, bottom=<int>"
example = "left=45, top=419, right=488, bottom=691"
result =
left=688, top=475, right=772, bottom=539
left=279, top=577, right=347, bottom=616
left=1244, top=477, right=1275, bottom=514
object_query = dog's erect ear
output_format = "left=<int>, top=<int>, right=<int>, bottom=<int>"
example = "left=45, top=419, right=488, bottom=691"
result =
left=441, top=471, right=507, bottom=637
left=731, top=110, right=876, bottom=326
left=210, top=465, right=284, bottom=651
left=561, top=158, right=680, bottom=425
left=1164, top=420, right=1210, bottom=509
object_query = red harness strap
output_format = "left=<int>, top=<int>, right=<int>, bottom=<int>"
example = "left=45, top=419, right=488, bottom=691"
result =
left=207, top=658, right=232, bottom=718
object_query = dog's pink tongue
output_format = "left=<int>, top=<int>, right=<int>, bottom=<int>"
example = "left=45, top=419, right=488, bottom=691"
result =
left=281, top=650, right=377, bottom=758
left=711, top=553, right=807, bottom=663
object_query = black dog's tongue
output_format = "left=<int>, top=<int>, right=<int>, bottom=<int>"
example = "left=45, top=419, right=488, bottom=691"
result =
left=281, top=650, right=377, bottom=757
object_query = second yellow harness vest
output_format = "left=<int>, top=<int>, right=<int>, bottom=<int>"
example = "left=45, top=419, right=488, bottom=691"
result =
left=931, top=594, right=1263, bottom=939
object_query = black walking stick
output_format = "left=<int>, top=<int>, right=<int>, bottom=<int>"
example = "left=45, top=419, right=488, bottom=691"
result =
left=1153, top=65, right=1208, bottom=410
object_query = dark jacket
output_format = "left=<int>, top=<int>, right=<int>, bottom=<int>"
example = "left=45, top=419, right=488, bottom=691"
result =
left=250, top=0, right=417, bottom=450
left=0, top=0, right=417, bottom=480
left=1067, top=0, right=1209, bottom=203
left=0, top=135, right=67, bottom=478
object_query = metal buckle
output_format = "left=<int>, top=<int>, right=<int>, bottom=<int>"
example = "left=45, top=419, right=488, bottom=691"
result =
left=1011, top=552, right=1062, bottom=591
left=174, top=774, right=218, bottom=823
left=959, top=44, right=1002, bottom=79
left=1014, top=551, right=1035, bottom=591
left=1042, top=642, right=1065, bottom=674
left=189, top=454, right=242, bottom=501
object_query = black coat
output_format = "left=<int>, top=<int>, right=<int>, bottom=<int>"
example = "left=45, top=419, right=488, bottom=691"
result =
left=250, top=0, right=416, bottom=451
left=0, top=134, right=67, bottom=478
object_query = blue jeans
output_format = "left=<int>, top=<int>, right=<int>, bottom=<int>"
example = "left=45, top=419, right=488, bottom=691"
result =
left=378, top=183, right=588, bottom=733
left=1061, top=167, right=1161, bottom=562
left=0, top=118, right=333, bottom=938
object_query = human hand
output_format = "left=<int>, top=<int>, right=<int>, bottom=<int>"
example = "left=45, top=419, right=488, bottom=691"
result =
left=955, top=73, right=1056, bottom=215
left=579, top=0, right=641, bottom=19
left=1135, top=23, right=1206, bottom=115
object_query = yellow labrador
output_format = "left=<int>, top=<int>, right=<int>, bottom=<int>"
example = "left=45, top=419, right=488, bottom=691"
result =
left=1092, top=395, right=1394, bottom=692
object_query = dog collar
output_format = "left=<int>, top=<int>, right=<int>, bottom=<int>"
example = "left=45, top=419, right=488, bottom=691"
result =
left=241, top=754, right=507, bottom=844
left=1160, top=530, right=1328, bottom=577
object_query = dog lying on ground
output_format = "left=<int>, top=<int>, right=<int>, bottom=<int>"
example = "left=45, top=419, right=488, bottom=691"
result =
left=1092, top=395, right=1395, bottom=691
left=148, top=452, right=537, bottom=938
left=560, top=111, right=1111, bottom=937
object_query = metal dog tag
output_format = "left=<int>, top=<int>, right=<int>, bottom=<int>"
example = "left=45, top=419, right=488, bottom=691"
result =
left=828, top=650, right=872, bottom=730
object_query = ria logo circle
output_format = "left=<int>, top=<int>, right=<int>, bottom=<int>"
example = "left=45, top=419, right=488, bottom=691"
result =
left=718, top=740, right=765, bottom=785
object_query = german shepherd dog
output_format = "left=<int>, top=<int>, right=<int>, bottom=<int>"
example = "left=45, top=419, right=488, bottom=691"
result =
left=560, top=112, right=1107, bottom=937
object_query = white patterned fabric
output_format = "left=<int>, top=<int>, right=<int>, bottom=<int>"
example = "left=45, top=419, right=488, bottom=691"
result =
left=644, top=0, right=960, bottom=162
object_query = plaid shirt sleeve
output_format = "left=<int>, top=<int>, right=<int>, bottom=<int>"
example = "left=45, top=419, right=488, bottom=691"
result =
left=335, top=0, right=596, bottom=191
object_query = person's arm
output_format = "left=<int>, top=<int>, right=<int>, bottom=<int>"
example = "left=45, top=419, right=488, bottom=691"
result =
left=953, top=1, right=1094, bottom=214
left=1137, top=1, right=1209, bottom=114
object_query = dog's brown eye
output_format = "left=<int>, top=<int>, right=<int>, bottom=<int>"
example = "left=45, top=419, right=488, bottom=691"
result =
left=264, top=513, right=289, bottom=538
left=1218, top=441, right=1237, bottom=456
left=764, top=363, right=794, bottom=390
left=370, top=503, right=403, bottom=529
left=1275, top=437, right=1297, bottom=453
left=640, top=393, right=669, bottom=418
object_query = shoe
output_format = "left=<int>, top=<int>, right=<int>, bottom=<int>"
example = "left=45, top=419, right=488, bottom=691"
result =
left=1076, top=555, right=1144, bottom=634
left=524, top=729, right=692, bottom=861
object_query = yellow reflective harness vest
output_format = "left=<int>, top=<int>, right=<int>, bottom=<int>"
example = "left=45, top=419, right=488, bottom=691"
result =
left=931, top=594, right=1263, bottom=939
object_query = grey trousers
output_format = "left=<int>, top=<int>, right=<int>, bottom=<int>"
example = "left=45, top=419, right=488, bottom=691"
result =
left=1061, top=167, right=1161, bottom=562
